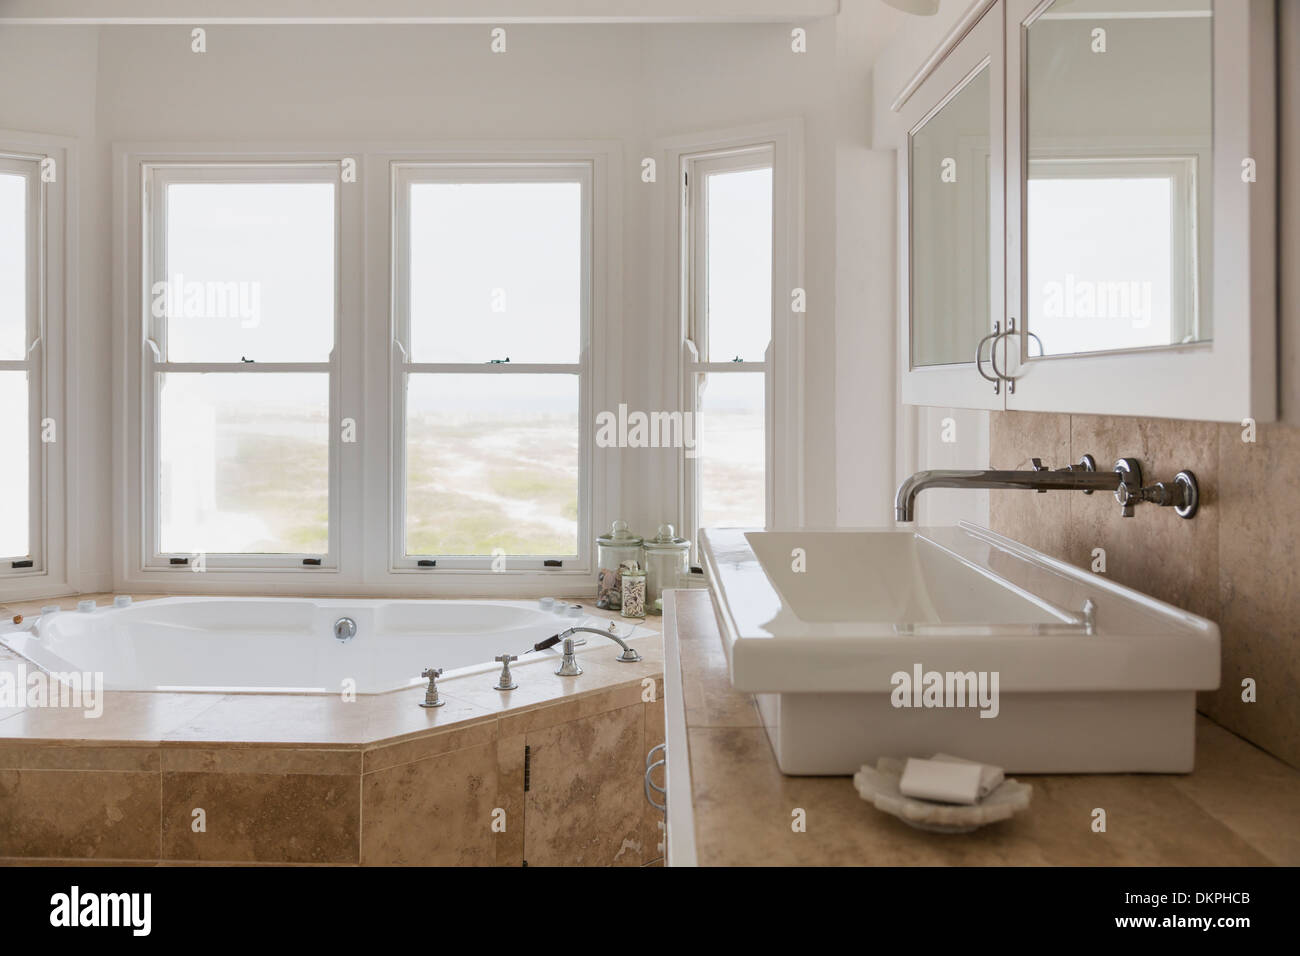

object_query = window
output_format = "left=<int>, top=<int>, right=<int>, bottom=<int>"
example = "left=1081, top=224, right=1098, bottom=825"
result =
left=682, top=148, right=774, bottom=542
left=1027, top=155, right=1202, bottom=355
left=143, top=164, right=339, bottom=568
left=392, top=163, right=591, bottom=570
left=0, top=156, right=38, bottom=571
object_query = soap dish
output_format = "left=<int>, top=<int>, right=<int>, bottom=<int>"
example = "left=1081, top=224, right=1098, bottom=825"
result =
left=853, top=756, right=1032, bottom=834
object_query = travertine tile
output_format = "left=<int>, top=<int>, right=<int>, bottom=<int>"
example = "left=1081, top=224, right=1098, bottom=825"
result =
left=161, top=746, right=360, bottom=776
left=1171, top=717, right=1300, bottom=865
left=362, top=717, right=497, bottom=774
left=495, top=732, right=527, bottom=867
left=0, top=743, right=159, bottom=772
left=0, top=691, right=227, bottom=742
left=1065, top=414, right=1220, bottom=621
left=1204, top=422, right=1300, bottom=767
left=0, top=769, right=160, bottom=860
left=161, top=770, right=359, bottom=863
left=989, top=410, right=1073, bottom=556
left=523, top=702, right=646, bottom=866
left=361, top=742, right=497, bottom=866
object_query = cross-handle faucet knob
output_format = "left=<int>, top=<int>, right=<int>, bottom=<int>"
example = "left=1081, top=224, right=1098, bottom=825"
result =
left=494, top=654, right=519, bottom=691
left=419, top=667, right=445, bottom=708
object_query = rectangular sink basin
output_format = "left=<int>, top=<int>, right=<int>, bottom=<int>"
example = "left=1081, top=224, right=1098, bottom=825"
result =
left=701, top=524, right=1219, bottom=775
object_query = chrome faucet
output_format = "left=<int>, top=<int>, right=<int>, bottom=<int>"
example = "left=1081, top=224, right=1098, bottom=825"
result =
left=554, top=625, right=642, bottom=663
left=894, top=455, right=1199, bottom=522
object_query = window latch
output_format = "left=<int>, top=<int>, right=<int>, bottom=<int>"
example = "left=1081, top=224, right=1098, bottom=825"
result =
left=417, top=559, right=437, bottom=568
left=488, top=357, right=510, bottom=364
left=240, top=356, right=255, bottom=363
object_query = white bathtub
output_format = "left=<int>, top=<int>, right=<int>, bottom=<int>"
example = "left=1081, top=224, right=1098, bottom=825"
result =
left=1, top=597, right=611, bottom=694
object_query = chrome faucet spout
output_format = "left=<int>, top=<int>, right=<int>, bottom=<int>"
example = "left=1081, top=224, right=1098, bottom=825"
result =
left=894, top=456, right=1117, bottom=522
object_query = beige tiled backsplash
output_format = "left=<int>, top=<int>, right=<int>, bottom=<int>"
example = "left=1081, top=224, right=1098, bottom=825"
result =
left=990, top=412, right=1300, bottom=769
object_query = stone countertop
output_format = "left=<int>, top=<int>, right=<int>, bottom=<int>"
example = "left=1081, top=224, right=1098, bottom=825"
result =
left=664, top=589, right=1300, bottom=866
left=0, top=593, right=662, bottom=749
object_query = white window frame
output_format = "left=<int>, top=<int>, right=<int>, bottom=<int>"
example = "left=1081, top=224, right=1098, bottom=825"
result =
left=655, top=121, right=804, bottom=556
left=117, top=146, right=361, bottom=590
left=388, top=160, right=594, bottom=574
left=683, top=146, right=775, bottom=545
left=0, top=131, right=71, bottom=602
left=116, top=141, right=616, bottom=596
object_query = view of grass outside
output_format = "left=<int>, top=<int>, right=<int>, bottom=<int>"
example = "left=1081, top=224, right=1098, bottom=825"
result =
left=159, top=373, right=329, bottom=555
left=405, top=374, right=578, bottom=557
left=698, top=372, right=765, bottom=529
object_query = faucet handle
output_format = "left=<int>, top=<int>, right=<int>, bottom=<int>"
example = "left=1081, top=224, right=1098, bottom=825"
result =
left=494, top=654, right=518, bottom=691
left=419, top=667, right=445, bottom=708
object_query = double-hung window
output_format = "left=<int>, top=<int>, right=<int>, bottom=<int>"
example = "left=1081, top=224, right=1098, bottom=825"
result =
left=142, top=163, right=339, bottom=570
left=392, top=162, right=591, bottom=571
left=0, top=153, right=41, bottom=575
left=682, top=146, right=774, bottom=544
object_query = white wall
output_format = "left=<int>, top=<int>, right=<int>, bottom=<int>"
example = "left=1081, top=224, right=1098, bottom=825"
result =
left=869, top=0, right=993, bottom=528
left=2, top=15, right=909, bottom=593
left=0, top=26, right=111, bottom=592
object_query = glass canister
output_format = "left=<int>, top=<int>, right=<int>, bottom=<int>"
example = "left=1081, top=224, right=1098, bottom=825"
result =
left=643, top=524, right=690, bottom=615
left=620, top=564, right=647, bottom=618
left=596, top=519, right=643, bottom=609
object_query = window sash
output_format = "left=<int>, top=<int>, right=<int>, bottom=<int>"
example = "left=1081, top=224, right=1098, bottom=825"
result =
left=391, top=161, right=593, bottom=571
left=0, top=154, right=43, bottom=572
left=682, top=147, right=776, bottom=552
left=142, top=162, right=342, bottom=569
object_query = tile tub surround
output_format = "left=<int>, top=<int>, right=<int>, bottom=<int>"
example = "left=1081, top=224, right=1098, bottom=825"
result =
left=664, top=589, right=1300, bottom=866
left=0, top=596, right=665, bottom=865
left=988, top=413, right=1300, bottom=769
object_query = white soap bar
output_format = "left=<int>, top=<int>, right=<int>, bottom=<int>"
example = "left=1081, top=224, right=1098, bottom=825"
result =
left=931, top=752, right=1005, bottom=798
left=898, top=757, right=985, bottom=805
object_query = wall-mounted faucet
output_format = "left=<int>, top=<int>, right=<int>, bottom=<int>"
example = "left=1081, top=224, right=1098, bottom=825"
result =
left=894, top=454, right=1199, bottom=522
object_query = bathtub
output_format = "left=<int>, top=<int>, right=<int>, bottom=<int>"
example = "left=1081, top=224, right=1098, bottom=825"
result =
left=1, top=597, right=611, bottom=694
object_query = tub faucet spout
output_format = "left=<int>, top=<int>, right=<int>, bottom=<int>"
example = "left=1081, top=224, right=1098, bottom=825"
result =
left=554, top=625, right=642, bottom=663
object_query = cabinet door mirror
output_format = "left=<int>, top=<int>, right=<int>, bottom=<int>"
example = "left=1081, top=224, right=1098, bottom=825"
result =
left=1023, top=0, right=1213, bottom=358
left=909, top=62, right=993, bottom=368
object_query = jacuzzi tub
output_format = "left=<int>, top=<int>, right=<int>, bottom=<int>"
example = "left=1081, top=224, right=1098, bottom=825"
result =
left=0, top=597, right=608, bottom=694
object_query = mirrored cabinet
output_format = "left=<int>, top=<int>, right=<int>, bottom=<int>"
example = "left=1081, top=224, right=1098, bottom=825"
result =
left=896, top=0, right=1276, bottom=422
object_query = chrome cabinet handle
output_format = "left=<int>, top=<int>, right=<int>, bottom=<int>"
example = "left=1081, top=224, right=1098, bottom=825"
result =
left=974, top=320, right=1001, bottom=394
left=645, top=743, right=667, bottom=812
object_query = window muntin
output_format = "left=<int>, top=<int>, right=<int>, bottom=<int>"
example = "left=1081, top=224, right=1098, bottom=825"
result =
left=145, top=164, right=339, bottom=567
left=683, top=147, right=774, bottom=545
left=394, top=163, right=591, bottom=568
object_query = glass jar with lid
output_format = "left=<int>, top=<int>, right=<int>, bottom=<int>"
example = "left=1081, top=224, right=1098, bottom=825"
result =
left=596, top=519, right=643, bottom=609
left=642, top=524, right=691, bottom=616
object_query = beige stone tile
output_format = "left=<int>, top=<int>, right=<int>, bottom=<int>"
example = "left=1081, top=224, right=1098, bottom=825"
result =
left=0, top=769, right=160, bottom=860
left=361, top=741, right=497, bottom=866
left=360, top=685, right=499, bottom=749
left=161, top=746, right=361, bottom=776
left=161, top=693, right=369, bottom=746
left=643, top=698, right=667, bottom=864
left=495, top=733, right=527, bottom=867
left=1171, top=718, right=1300, bottom=864
left=0, top=691, right=227, bottom=742
left=161, top=770, right=359, bottom=863
left=1202, top=422, right=1300, bottom=767
left=0, top=743, right=159, bottom=772
left=686, top=726, right=1271, bottom=866
left=523, top=702, right=646, bottom=866
left=675, top=596, right=760, bottom=728
left=1065, top=414, right=1220, bottom=621
left=988, top=410, right=1073, bottom=556
left=362, top=717, right=498, bottom=774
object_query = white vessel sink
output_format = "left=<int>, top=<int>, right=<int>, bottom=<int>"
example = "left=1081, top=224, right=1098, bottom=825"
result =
left=701, top=524, right=1219, bottom=775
